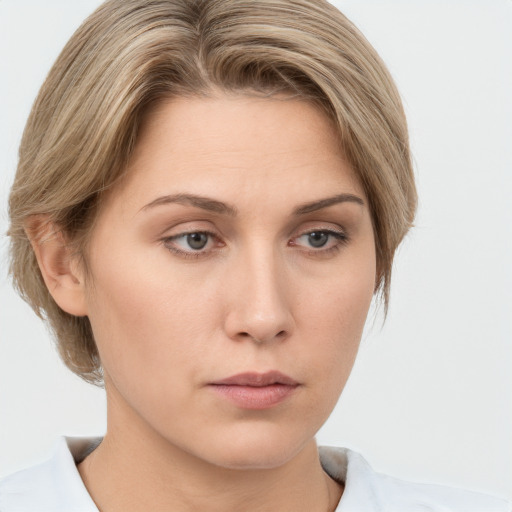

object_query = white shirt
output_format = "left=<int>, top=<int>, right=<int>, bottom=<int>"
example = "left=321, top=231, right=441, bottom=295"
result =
left=1, top=437, right=510, bottom=512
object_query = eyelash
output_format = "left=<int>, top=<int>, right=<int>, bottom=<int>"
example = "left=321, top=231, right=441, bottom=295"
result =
left=161, top=228, right=349, bottom=260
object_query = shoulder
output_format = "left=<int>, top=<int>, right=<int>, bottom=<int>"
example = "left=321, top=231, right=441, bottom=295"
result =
left=319, top=446, right=512, bottom=512
left=0, top=437, right=100, bottom=512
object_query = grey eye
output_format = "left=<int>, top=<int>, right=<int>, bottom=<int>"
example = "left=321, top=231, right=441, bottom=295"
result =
left=187, top=232, right=209, bottom=250
left=307, top=231, right=328, bottom=248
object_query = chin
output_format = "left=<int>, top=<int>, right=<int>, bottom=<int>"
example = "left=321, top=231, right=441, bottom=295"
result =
left=192, top=423, right=318, bottom=471
left=210, top=447, right=303, bottom=471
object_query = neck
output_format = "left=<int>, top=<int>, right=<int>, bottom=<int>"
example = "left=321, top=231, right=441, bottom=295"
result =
left=78, top=388, right=343, bottom=512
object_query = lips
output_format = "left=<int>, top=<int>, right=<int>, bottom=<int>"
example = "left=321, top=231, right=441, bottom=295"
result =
left=212, top=371, right=299, bottom=387
left=209, top=371, right=300, bottom=410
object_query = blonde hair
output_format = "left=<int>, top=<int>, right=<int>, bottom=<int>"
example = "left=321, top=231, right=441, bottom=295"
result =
left=8, top=0, right=417, bottom=385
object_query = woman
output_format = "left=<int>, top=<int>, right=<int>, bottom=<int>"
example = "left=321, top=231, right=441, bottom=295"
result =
left=1, top=1, right=510, bottom=510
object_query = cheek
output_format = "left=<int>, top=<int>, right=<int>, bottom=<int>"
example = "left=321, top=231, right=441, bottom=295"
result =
left=84, top=248, right=214, bottom=397
left=304, top=239, right=375, bottom=335
left=299, top=251, right=375, bottom=392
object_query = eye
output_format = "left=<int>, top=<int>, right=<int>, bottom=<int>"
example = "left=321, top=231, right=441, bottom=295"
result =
left=292, top=229, right=348, bottom=252
left=304, top=231, right=329, bottom=248
left=162, top=230, right=220, bottom=257
left=183, top=232, right=209, bottom=250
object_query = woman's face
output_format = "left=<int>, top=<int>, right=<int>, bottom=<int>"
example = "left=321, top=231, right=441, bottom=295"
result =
left=81, top=94, right=376, bottom=469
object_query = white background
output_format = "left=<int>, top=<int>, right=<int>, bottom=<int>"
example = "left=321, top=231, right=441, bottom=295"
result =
left=1, top=0, right=511, bottom=500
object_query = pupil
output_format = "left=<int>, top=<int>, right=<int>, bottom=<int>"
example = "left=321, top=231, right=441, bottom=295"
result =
left=308, top=232, right=328, bottom=248
left=187, top=233, right=208, bottom=250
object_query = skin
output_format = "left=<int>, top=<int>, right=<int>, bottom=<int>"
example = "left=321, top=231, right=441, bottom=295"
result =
left=36, top=94, right=376, bottom=511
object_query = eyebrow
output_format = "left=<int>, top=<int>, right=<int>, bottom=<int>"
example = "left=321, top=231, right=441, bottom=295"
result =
left=140, top=192, right=364, bottom=216
left=140, top=193, right=238, bottom=216
left=292, top=193, right=364, bottom=215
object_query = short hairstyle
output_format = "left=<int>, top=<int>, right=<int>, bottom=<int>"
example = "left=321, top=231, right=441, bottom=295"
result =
left=8, top=0, right=417, bottom=385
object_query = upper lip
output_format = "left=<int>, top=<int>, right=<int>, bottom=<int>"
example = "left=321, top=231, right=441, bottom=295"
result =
left=211, top=371, right=299, bottom=387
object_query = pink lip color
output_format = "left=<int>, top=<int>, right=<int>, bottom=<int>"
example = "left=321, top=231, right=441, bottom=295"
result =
left=209, top=371, right=299, bottom=410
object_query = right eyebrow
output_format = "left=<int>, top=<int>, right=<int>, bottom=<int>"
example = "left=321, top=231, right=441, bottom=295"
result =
left=139, top=193, right=238, bottom=216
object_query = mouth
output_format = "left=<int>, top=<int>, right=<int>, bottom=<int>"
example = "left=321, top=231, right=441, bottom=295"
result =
left=208, top=371, right=300, bottom=410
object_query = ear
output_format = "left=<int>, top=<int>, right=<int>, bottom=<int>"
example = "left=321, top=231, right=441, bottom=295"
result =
left=25, top=215, right=88, bottom=316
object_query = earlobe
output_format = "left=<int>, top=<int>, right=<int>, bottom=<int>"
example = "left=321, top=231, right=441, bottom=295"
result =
left=25, top=216, right=88, bottom=317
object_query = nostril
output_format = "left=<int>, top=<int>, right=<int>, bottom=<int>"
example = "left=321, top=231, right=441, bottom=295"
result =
left=238, top=332, right=263, bottom=344
left=236, top=331, right=287, bottom=344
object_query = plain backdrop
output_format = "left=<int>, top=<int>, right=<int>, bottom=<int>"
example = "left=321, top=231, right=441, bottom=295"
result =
left=1, top=0, right=511, bottom=500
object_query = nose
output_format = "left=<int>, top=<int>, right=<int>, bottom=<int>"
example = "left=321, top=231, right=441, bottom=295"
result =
left=223, top=246, right=294, bottom=345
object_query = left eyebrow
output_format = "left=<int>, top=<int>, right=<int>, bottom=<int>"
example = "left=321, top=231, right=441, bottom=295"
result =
left=293, top=193, right=364, bottom=215
left=140, top=193, right=238, bottom=216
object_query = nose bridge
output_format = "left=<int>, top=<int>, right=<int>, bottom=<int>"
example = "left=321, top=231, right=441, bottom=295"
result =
left=224, top=239, right=293, bottom=343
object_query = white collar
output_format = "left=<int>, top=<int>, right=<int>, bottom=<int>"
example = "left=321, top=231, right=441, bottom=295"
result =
left=0, top=437, right=100, bottom=512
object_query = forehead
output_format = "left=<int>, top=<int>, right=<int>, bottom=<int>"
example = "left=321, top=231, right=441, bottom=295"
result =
left=101, top=93, right=364, bottom=217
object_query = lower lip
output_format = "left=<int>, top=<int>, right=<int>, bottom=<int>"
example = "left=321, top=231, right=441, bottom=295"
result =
left=209, top=384, right=298, bottom=410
